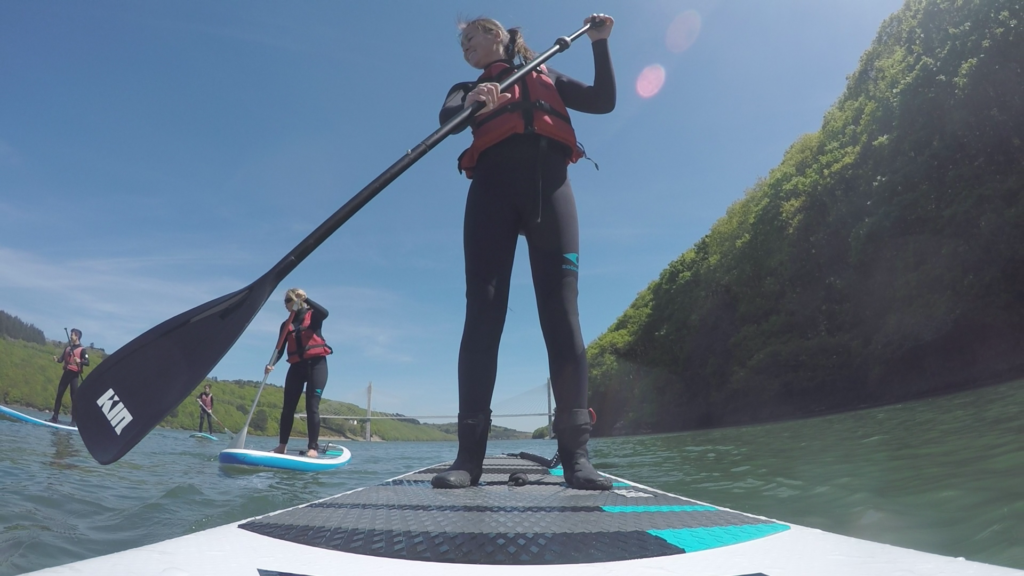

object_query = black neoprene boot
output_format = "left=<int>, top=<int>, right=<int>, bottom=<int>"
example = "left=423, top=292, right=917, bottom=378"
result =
left=554, top=409, right=612, bottom=491
left=431, top=411, right=492, bottom=489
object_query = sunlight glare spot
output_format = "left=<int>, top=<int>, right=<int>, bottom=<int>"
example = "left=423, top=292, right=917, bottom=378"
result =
left=666, top=10, right=702, bottom=53
left=636, top=64, right=666, bottom=99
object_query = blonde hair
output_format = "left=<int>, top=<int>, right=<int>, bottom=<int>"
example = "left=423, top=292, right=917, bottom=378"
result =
left=284, top=288, right=306, bottom=304
left=459, top=17, right=536, bottom=64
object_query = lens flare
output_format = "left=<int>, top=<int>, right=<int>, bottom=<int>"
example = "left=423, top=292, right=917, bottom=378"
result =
left=666, top=10, right=702, bottom=53
left=636, top=64, right=666, bottom=99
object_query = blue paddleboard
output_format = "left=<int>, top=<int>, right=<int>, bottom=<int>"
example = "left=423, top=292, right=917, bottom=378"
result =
left=190, top=432, right=218, bottom=441
left=0, top=404, right=79, bottom=432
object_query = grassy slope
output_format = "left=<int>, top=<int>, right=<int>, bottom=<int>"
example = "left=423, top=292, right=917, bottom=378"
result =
left=0, top=337, right=456, bottom=441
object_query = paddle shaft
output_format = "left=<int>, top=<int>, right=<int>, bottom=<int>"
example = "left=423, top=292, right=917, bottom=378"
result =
left=228, top=310, right=295, bottom=450
left=59, top=327, right=71, bottom=367
left=262, top=20, right=601, bottom=284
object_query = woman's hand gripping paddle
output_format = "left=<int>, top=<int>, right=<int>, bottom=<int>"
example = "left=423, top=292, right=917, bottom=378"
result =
left=227, top=311, right=294, bottom=451
left=72, top=18, right=604, bottom=465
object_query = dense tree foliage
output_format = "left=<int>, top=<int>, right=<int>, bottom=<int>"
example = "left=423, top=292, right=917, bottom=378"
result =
left=0, top=310, right=46, bottom=345
left=589, top=0, right=1024, bottom=434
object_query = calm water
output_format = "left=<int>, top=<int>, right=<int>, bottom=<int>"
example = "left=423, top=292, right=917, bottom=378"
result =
left=2, top=380, right=1024, bottom=574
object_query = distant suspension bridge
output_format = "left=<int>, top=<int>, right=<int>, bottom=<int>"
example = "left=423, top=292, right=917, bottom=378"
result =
left=298, top=380, right=554, bottom=440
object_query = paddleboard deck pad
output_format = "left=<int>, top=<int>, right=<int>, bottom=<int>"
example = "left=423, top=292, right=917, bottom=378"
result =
left=27, top=454, right=1023, bottom=575
left=219, top=447, right=352, bottom=472
left=0, top=404, right=79, bottom=432
left=240, top=454, right=787, bottom=564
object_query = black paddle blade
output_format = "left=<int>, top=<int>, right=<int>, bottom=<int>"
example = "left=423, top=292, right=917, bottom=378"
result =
left=75, top=272, right=280, bottom=464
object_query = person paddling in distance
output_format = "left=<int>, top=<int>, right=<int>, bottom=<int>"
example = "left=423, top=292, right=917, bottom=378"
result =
left=196, top=384, right=215, bottom=434
left=432, top=15, right=616, bottom=490
left=265, top=288, right=333, bottom=458
left=48, top=328, right=89, bottom=426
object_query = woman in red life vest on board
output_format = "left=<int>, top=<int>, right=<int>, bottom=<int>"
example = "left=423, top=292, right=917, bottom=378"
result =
left=265, top=288, right=333, bottom=458
left=48, top=328, right=89, bottom=426
left=197, top=384, right=215, bottom=434
left=432, top=14, right=616, bottom=490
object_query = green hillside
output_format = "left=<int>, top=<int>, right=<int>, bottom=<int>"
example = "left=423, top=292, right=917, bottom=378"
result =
left=162, top=378, right=456, bottom=441
left=0, top=337, right=107, bottom=416
left=588, top=0, right=1024, bottom=435
left=0, top=331, right=455, bottom=441
left=423, top=422, right=533, bottom=440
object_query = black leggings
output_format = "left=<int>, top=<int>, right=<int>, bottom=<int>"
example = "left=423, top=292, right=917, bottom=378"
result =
left=52, top=370, right=79, bottom=420
left=198, top=410, right=213, bottom=434
left=458, top=135, right=589, bottom=414
left=279, top=356, right=328, bottom=450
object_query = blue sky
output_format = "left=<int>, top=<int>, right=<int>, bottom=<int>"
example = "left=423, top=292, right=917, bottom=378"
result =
left=0, top=0, right=904, bottom=431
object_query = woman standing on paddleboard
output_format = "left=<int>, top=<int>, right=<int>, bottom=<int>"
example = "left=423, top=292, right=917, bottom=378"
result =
left=196, top=383, right=215, bottom=434
left=48, top=328, right=88, bottom=426
left=432, top=15, right=616, bottom=490
left=266, top=288, right=333, bottom=458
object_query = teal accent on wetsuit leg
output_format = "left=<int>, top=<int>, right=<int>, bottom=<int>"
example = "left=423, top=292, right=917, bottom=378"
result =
left=648, top=523, right=790, bottom=552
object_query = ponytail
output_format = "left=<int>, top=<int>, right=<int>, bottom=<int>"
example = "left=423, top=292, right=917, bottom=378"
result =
left=505, top=27, right=536, bottom=64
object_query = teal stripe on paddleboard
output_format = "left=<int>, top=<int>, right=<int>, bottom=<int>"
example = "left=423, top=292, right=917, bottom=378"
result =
left=549, top=466, right=619, bottom=485
left=602, top=505, right=718, bottom=513
left=649, top=523, right=790, bottom=552
left=549, top=466, right=616, bottom=483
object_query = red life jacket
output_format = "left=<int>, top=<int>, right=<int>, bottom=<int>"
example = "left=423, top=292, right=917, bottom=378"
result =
left=285, top=309, right=333, bottom=364
left=198, top=393, right=213, bottom=411
left=63, top=345, right=84, bottom=372
left=458, top=61, right=582, bottom=179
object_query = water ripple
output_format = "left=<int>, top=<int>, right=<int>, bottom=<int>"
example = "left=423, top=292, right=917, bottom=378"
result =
left=3, top=381, right=1024, bottom=572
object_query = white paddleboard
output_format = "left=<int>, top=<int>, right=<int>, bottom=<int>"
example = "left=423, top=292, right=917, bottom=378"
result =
left=24, top=453, right=1022, bottom=575
left=218, top=446, right=352, bottom=472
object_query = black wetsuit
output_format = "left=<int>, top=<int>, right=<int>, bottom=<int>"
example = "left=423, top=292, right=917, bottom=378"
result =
left=197, top=392, right=214, bottom=433
left=271, top=299, right=330, bottom=451
left=439, top=39, right=615, bottom=414
left=52, top=344, right=89, bottom=422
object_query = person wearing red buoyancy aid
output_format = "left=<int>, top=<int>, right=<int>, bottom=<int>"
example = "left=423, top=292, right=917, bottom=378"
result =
left=48, top=328, right=89, bottom=426
left=431, top=15, right=616, bottom=491
left=197, top=384, right=215, bottom=434
left=265, top=288, right=333, bottom=458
